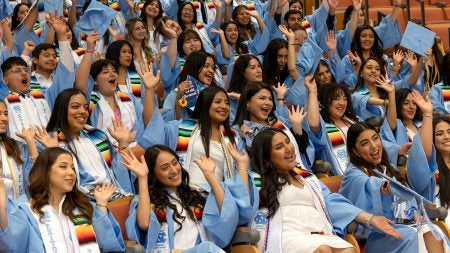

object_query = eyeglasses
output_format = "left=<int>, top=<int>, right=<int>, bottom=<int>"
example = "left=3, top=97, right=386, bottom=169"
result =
left=4, top=67, right=31, bottom=76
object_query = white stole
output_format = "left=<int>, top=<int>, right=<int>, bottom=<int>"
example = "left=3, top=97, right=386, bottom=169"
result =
left=29, top=196, right=101, bottom=253
left=0, top=144, right=23, bottom=199
left=90, top=91, right=137, bottom=148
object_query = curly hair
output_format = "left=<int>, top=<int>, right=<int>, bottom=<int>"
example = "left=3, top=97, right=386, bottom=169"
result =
left=144, top=145, right=205, bottom=232
left=319, top=83, right=358, bottom=124
left=29, top=147, right=93, bottom=223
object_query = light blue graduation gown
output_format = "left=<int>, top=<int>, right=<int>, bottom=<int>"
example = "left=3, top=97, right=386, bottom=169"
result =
left=13, top=26, right=41, bottom=56
left=378, top=119, right=410, bottom=166
left=0, top=195, right=125, bottom=252
left=126, top=170, right=258, bottom=252
left=335, top=14, right=402, bottom=59
left=429, top=82, right=449, bottom=114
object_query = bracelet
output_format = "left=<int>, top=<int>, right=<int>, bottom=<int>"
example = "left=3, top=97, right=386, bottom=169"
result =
left=423, top=113, right=433, bottom=118
left=96, top=202, right=108, bottom=208
left=277, top=98, right=284, bottom=101
left=85, top=49, right=94, bottom=54
left=237, top=168, right=248, bottom=172
left=119, top=146, right=128, bottom=150
left=364, top=214, right=373, bottom=226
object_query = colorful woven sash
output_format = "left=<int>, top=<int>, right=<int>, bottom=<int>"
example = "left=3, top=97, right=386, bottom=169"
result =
left=73, top=216, right=99, bottom=247
left=108, top=0, right=121, bottom=11
left=89, top=91, right=132, bottom=114
left=128, top=70, right=142, bottom=98
left=175, top=119, right=197, bottom=152
left=325, top=123, right=349, bottom=175
left=442, top=85, right=450, bottom=112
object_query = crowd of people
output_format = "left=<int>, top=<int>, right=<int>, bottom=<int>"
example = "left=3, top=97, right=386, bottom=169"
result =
left=0, top=0, right=449, bottom=252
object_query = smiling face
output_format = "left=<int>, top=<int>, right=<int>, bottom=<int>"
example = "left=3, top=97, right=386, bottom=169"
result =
left=328, top=89, right=348, bottom=120
left=361, top=59, right=381, bottom=85
left=180, top=4, right=195, bottom=25
left=48, top=153, right=76, bottom=197
left=315, top=64, right=332, bottom=85
left=352, top=129, right=383, bottom=166
left=33, top=48, right=58, bottom=72
left=270, top=132, right=297, bottom=173
left=2, top=64, right=31, bottom=94
left=434, top=121, right=450, bottom=156
left=182, top=36, right=202, bottom=57
left=154, top=150, right=182, bottom=191
left=209, top=91, right=229, bottom=124
left=67, top=93, right=89, bottom=136
left=235, top=7, right=250, bottom=26
left=401, top=92, right=417, bottom=121
left=359, top=28, right=375, bottom=51
left=247, top=88, right=273, bottom=124
left=0, top=102, right=8, bottom=134
left=244, top=58, right=262, bottom=82
left=198, top=57, right=215, bottom=86
left=356, top=9, right=365, bottom=26
left=131, top=20, right=147, bottom=41
left=286, top=13, right=302, bottom=29
left=224, top=23, right=239, bottom=45
left=145, top=0, right=160, bottom=18
left=17, top=4, right=29, bottom=22
left=95, top=64, right=118, bottom=96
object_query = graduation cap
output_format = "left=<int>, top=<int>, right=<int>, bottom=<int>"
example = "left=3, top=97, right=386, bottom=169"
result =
left=400, top=21, right=436, bottom=57
left=41, top=0, right=64, bottom=16
left=0, top=0, right=12, bottom=20
left=74, top=0, right=117, bottom=37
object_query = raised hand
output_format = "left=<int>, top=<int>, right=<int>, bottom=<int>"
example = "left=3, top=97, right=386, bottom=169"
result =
left=161, top=20, right=179, bottom=39
left=392, top=49, right=404, bottom=66
left=224, top=0, right=232, bottom=6
left=227, top=143, right=249, bottom=168
left=375, top=75, right=395, bottom=95
left=86, top=31, right=100, bottom=51
left=138, top=62, right=161, bottom=90
left=353, top=0, right=362, bottom=11
left=278, top=25, right=295, bottom=41
left=247, top=10, right=260, bottom=19
left=35, top=126, right=59, bottom=148
left=288, top=105, right=307, bottom=129
left=325, top=30, right=337, bottom=52
left=213, top=0, right=222, bottom=9
left=239, top=124, right=251, bottom=138
left=121, top=149, right=148, bottom=179
left=108, top=119, right=135, bottom=148
left=23, top=40, right=35, bottom=53
left=304, top=75, right=317, bottom=93
left=370, top=215, right=401, bottom=239
left=398, top=142, right=412, bottom=156
left=194, top=156, right=216, bottom=176
left=176, top=81, right=193, bottom=98
left=94, top=182, right=116, bottom=205
left=404, top=51, right=418, bottom=69
left=273, top=82, right=289, bottom=100
left=410, top=91, right=433, bottom=115
left=210, top=28, right=224, bottom=36
left=348, top=50, right=362, bottom=72
left=46, top=14, right=68, bottom=40
left=16, top=128, right=36, bottom=142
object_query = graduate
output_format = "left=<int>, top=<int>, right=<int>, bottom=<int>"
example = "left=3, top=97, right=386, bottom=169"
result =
left=122, top=144, right=252, bottom=251
left=249, top=128, right=405, bottom=253
left=35, top=88, right=136, bottom=196
left=339, top=116, right=443, bottom=252
left=0, top=147, right=125, bottom=252
left=429, top=54, right=450, bottom=114
left=75, top=32, right=161, bottom=149
left=0, top=55, right=72, bottom=142
left=234, top=79, right=320, bottom=172
left=140, top=0, right=165, bottom=54
left=0, top=99, right=38, bottom=199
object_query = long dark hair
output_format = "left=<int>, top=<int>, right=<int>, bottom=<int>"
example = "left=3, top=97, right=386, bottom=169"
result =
left=355, top=57, right=388, bottom=99
left=144, top=145, right=205, bottom=232
left=105, top=40, right=137, bottom=71
left=351, top=25, right=384, bottom=62
left=140, top=0, right=164, bottom=32
left=250, top=128, right=291, bottom=218
left=440, top=53, right=450, bottom=86
left=228, top=54, right=261, bottom=93
left=313, top=60, right=336, bottom=87
left=191, top=86, right=236, bottom=157
left=433, top=114, right=450, bottom=208
left=11, top=3, right=30, bottom=30
left=177, top=2, right=197, bottom=29
left=178, top=51, right=216, bottom=86
left=319, top=83, right=357, bottom=124
left=395, top=88, right=422, bottom=122
left=232, top=5, right=256, bottom=40
left=233, top=82, right=276, bottom=126
left=346, top=122, right=406, bottom=184
left=29, top=147, right=93, bottom=223
left=263, top=39, right=289, bottom=87
left=220, top=20, right=248, bottom=55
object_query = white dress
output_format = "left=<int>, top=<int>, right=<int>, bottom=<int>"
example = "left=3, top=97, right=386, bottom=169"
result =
left=279, top=184, right=353, bottom=252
